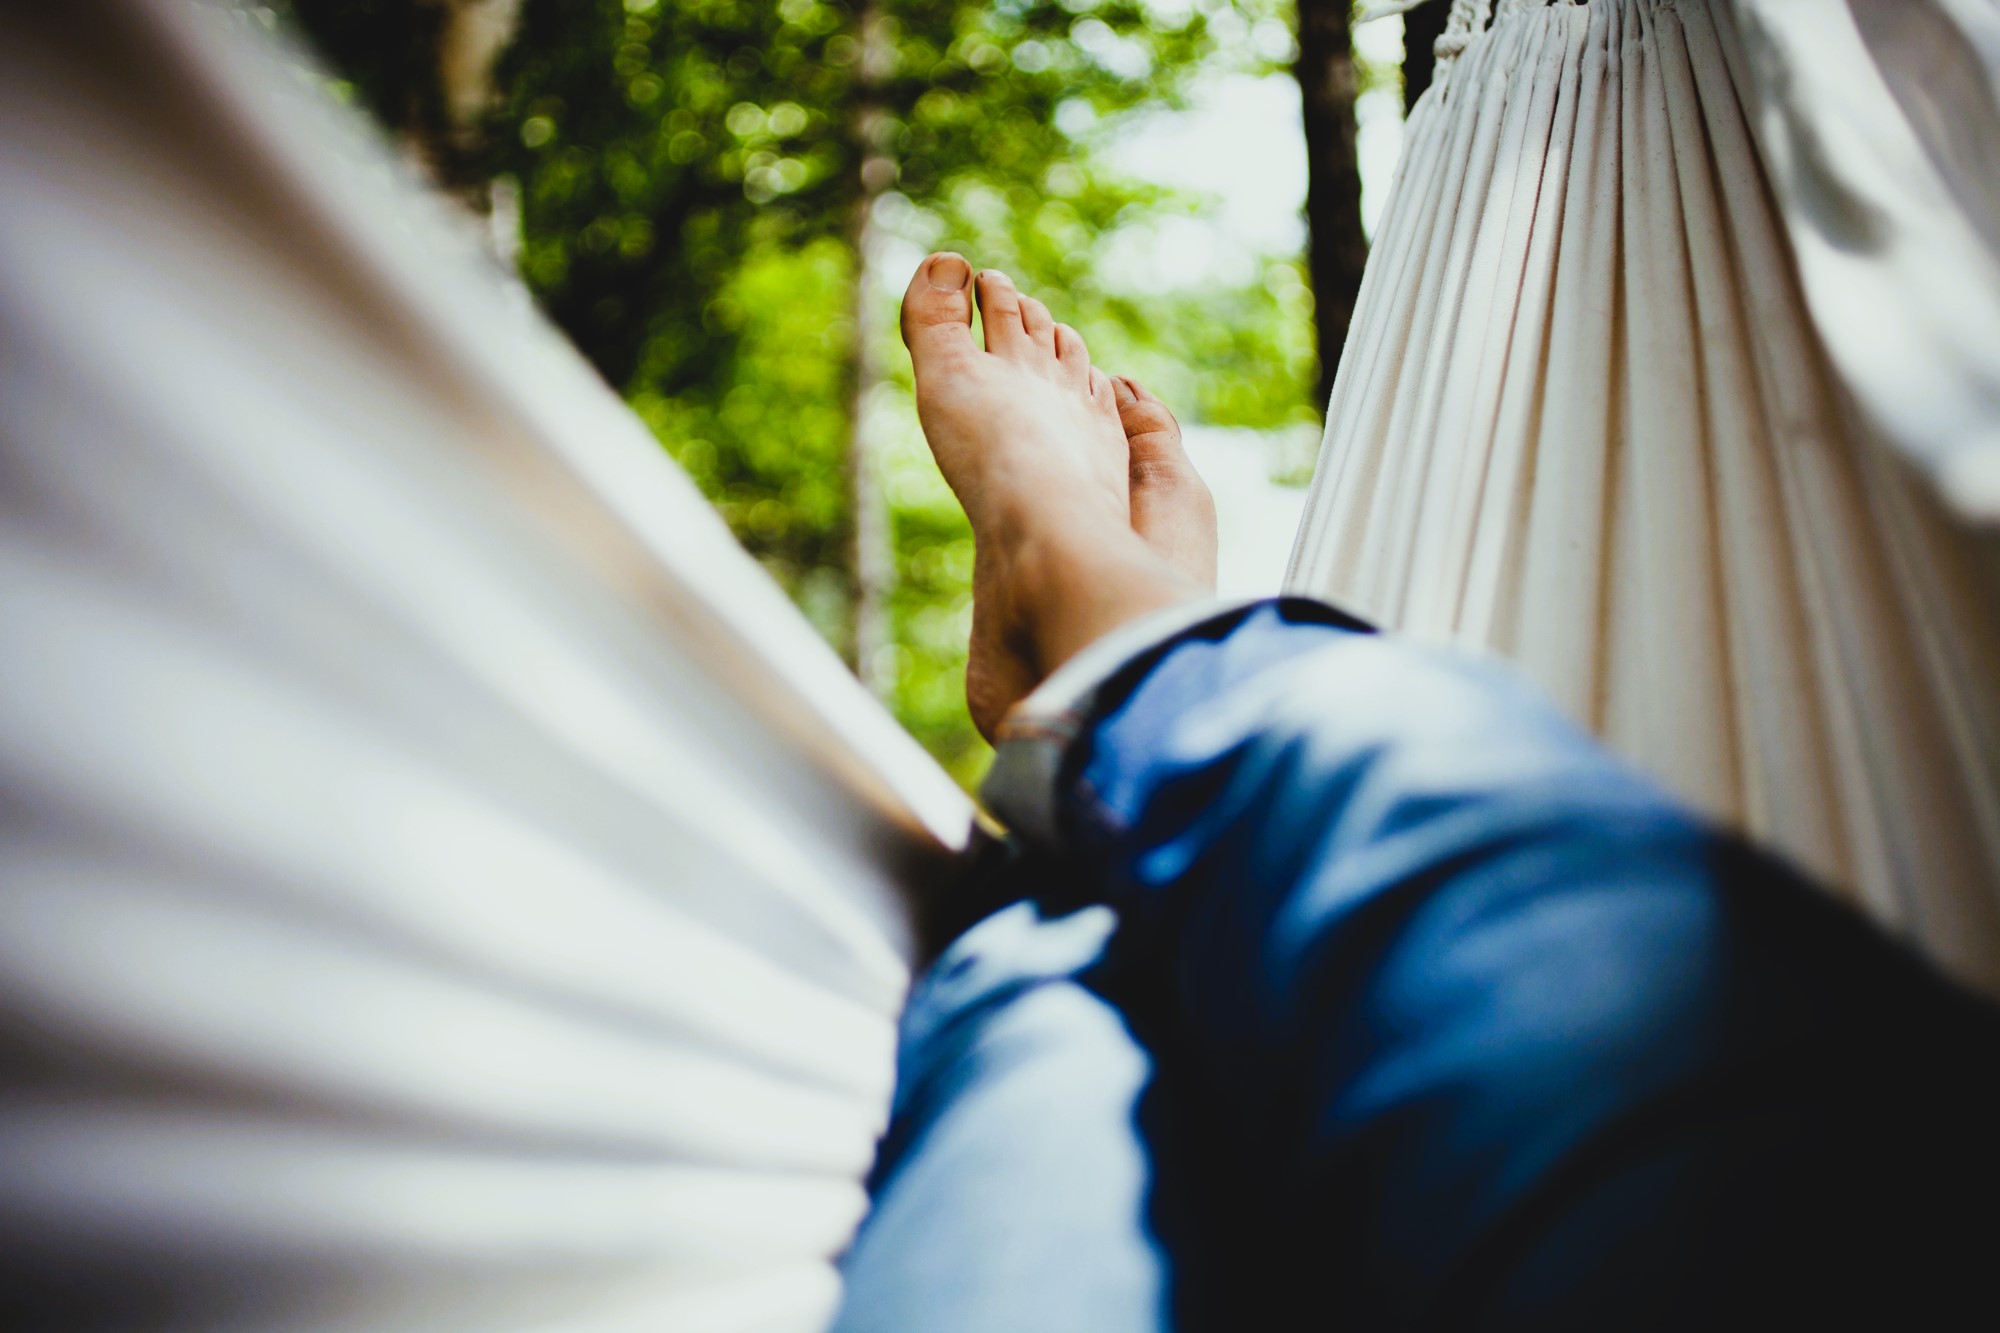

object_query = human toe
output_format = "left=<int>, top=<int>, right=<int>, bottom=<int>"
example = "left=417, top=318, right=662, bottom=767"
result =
left=1088, top=367, right=1123, bottom=423
left=976, top=270, right=1030, bottom=353
left=900, top=253, right=977, bottom=367
left=1018, top=294, right=1057, bottom=352
left=1113, top=375, right=1185, bottom=468
left=1055, top=323, right=1091, bottom=385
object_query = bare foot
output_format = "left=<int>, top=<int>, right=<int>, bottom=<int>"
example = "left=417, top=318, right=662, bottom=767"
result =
left=899, top=253, right=1205, bottom=739
left=1112, top=374, right=1218, bottom=592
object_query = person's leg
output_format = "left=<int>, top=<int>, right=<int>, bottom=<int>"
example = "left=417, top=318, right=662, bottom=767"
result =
left=895, top=251, right=2000, bottom=1328
left=831, top=894, right=1170, bottom=1333
left=1069, top=606, right=2000, bottom=1328
left=834, top=288, right=1221, bottom=1332
left=894, top=250, right=1208, bottom=739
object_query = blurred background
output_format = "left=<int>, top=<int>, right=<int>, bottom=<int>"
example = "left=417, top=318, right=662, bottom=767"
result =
left=275, top=0, right=1434, bottom=787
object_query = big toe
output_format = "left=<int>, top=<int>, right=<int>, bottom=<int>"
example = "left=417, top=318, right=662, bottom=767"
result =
left=1113, top=376, right=1218, bottom=589
left=1113, top=375, right=1185, bottom=469
left=900, top=253, right=977, bottom=370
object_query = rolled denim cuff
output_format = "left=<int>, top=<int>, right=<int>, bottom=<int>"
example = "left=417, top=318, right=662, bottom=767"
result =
left=980, top=596, right=1371, bottom=850
left=980, top=598, right=1257, bottom=848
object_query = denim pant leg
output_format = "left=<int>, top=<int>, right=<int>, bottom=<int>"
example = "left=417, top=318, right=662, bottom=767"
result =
left=831, top=899, right=1171, bottom=1333
left=1062, top=606, right=2000, bottom=1328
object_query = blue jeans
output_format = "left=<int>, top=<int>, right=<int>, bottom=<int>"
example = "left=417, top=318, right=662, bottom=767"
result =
left=835, top=604, right=2000, bottom=1331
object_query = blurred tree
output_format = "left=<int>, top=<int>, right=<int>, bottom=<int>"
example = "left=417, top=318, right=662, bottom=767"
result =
left=844, top=0, right=897, bottom=695
left=286, top=0, right=522, bottom=216
left=1295, top=0, right=1367, bottom=411
left=283, top=0, right=1318, bottom=786
left=1403, top=0, right=1449, bottom=110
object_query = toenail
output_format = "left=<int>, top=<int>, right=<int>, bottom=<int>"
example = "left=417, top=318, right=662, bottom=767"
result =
left=982, top=269, right=1013, bottom=288
left=928, top=254, right=970, bottom=291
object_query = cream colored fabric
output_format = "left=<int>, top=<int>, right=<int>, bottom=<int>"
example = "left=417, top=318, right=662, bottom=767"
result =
left=0, top=2, right=970, bottom=1328
left=1288, top=0, right=2000, bottom=990
left=1730, top=0, right=2000, bottom=520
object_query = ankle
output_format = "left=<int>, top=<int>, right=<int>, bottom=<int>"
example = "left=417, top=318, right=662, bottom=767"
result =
left=1001, top=523, right=1202, bottom=678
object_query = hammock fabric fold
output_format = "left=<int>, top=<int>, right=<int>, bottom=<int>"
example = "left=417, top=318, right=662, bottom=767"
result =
left=1288, top=0, right=2000, bottom=991
left=10, top=0, right=2000, bottom=1326
left=0, top=3, right=965, bottom=1328
left=1730, top=0, right=2000, bottom=519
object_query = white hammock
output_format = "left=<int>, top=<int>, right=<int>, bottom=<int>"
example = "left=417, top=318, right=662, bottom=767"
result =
left=0, top=2, right=966, bottom=1328
left=9, top=0, right=2000, bottom=1327
left=1289, top=0, right=2000, bottom=991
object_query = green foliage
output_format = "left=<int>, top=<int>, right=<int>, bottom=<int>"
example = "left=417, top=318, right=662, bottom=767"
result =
left=494, top=0, right=853, bottom=393
left=632, top=238, right=861, bottom=642
left=284, top=0, right=1319, bottom=791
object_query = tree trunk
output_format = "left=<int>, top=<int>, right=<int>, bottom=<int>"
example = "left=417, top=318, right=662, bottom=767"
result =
left=434, top=0, right=524, bottom=254
left=1402, top=0, right=1452, bottom=112
left=1296, top=0, right=1370, bottom=413
left=435, top=0, right=523, bottom=140
left=844, top=2, right=897, bottom=697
